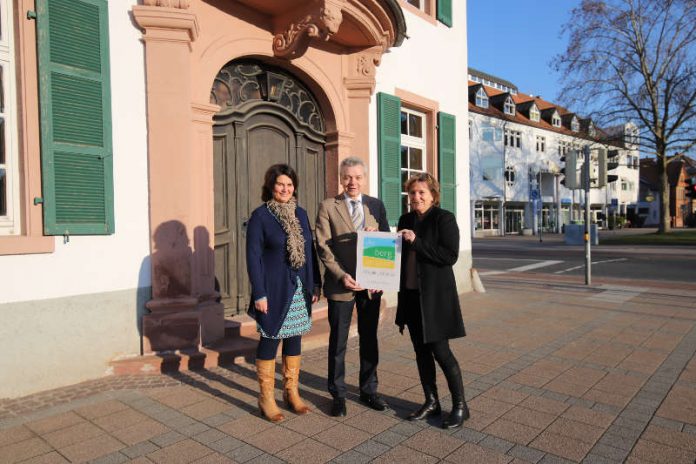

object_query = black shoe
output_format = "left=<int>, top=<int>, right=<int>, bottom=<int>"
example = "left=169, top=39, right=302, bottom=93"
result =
left=331, top=397, right=346, bottom=417
left=441, top=402, right=470, bottom=429
left=407, top=394, right=441, bottom=421
left=359, top=393, right=389, bottom=411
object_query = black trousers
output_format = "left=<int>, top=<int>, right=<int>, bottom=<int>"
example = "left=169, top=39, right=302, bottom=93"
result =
left=327, top=291, right=381, bottom=398
left=402, top=289, right=461, bottom=396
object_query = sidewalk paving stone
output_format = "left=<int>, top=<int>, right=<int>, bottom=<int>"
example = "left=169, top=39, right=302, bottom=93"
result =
left=2, top=279, right=696, bottom=463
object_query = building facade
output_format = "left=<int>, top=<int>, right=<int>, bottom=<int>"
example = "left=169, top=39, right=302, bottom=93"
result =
left=0, top=0, right=470, bottom=398
left=467, top=69, right=640, bottom=237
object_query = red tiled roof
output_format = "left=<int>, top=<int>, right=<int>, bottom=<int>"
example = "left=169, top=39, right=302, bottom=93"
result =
left=468, top=82, right=619, bottom=145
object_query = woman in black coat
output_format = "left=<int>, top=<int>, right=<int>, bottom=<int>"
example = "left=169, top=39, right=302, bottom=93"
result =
left=396, top=172, right=469, bottom=429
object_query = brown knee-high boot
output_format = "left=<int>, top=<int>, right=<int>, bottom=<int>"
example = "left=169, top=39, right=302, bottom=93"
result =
left=282, top=355, right=310, bottom=414
left=256, top=359, right=285, bottom=422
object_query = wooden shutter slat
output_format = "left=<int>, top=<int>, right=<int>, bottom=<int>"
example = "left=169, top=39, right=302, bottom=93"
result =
left=377, top=92, right=401, bottom=227
left=37, top=0, right=114, bottom=235
left=437, top=0, right=453, bottom=27
left=438, top=112, right=456, bottom=213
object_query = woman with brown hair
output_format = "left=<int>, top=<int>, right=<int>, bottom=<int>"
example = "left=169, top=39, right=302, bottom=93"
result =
left=246, top=163, right=320, bottom=422
left=396, top=172, right=469, bottom=429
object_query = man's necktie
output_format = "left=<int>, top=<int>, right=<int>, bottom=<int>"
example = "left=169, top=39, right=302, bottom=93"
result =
left=350, top=200, right=363, bottom=230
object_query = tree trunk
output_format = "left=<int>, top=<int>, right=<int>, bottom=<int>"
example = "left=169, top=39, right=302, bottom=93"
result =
left=658, top=153, right=671, bottom=234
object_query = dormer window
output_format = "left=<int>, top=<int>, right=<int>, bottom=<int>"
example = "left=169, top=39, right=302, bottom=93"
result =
left=588, top=122, right=596, bottom=137
left=571, top=116, right=579, bottom=132
left=529, top=104, right=540, bottom=122
left=475, top=88, right=489, bottom=108
left=552, top=111, right=561, bottom=127
left=504, top=97, right=515, bottom=116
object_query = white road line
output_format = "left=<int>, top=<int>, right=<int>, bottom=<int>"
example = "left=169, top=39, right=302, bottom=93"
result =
left=554, top=258, right=628, bottom=274
left=478, top=260, right=563, bottom=276
left=588, top=284, right=645, bottom=303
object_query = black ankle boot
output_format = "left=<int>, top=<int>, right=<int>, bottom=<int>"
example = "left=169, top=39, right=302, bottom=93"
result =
left=441, top=358, right=469, bottom=429
left=442, top=400, right=470, bottom=429
left=407, top=387, right=441, bottom=421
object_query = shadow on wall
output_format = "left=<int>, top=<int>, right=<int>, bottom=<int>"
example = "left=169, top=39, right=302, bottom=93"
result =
left=136, top=256, right=152, bottom=355
left=138, top=221, right=222, bottom=354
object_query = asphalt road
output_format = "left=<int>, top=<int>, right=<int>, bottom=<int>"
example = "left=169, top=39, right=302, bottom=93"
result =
left=472, top=230, right=696, bottom=284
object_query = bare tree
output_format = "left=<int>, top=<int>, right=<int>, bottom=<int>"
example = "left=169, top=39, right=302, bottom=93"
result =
left=554, top=0, right=696, bottom=233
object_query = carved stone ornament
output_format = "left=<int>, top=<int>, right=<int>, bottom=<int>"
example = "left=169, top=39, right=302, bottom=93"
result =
left=273, top=3, right=343, bottom=59
left=142, top=0, right=190, bottom=8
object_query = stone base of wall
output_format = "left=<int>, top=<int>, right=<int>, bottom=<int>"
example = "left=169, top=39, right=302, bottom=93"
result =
left=0, top=287, right=150, bottom=399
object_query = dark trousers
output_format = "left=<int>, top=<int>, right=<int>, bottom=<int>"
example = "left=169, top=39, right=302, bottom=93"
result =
left=403, top=290, right=461, bottom=397
left=256, top=335, right=302, bottom=361
left=327, top=291, right=380, bottom=398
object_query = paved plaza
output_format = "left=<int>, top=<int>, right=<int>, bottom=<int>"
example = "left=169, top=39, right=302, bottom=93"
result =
left=2, top=275, right=696, bottom=463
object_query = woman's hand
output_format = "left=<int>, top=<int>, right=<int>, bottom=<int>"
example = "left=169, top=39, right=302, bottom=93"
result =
left=254, top=298, right=268, bottom=314
left=400, top=229, right=416, bottom=244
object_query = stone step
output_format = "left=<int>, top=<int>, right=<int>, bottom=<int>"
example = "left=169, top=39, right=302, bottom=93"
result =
left=109, top=298, right=394, bottom=376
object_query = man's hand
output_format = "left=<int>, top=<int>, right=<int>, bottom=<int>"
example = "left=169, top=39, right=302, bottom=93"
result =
left=342, top=274, right=364, bottom=291
left=254, top=298, right=268, bottom=314
left=364, top=226, right=377, bottom=232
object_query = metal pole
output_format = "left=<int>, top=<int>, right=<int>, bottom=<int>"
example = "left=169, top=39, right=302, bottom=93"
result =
left=538, top=171, right=543, bottom=242
left=583, top=145, right=592, bottom=285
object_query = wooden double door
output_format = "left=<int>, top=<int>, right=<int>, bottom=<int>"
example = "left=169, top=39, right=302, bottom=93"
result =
left=213, top=106, right=325, bottom=315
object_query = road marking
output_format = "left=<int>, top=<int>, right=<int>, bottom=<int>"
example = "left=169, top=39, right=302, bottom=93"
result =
left=554, top=258, right=628, bottom=274
left=479, top=260, right=563, bottom=276
left=588, top=284, right=644, bottom=303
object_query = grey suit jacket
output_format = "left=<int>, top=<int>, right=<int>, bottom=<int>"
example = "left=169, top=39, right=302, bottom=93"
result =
left=315, top=193, right=390, bottom=301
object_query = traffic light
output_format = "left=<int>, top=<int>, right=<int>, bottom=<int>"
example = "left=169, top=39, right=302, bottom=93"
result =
left=598, top=149, right=620, bottom=187
left=686, top=176, right=696, bottom=200
left=560, top=149, right=579, bottom=189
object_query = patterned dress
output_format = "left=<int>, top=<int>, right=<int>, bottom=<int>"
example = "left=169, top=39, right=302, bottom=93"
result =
left=258, top=276, right=312, bottom=339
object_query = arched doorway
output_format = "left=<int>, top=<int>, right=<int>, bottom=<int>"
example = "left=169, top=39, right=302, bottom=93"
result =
left=210, top=60, right=326, bottom=315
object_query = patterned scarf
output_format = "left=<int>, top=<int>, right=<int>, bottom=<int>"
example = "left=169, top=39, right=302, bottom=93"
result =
left=266, top=198, right=306, bottom=270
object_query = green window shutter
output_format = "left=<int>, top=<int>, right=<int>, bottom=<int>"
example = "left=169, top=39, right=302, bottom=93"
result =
left=438, top=112, right=456, bottom=213
left=377, top=92, right=401, bottom=227
left=437, top=0, right=453, bottom=27
left=36, top=0, right=114, bottom=235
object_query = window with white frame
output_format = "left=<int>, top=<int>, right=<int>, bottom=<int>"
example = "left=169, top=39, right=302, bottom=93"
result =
left=558, top=140, right=570, bottom=155
left=504, top=129, right=521, bottom=148
left=475, top=88, right=488, bottom=108
left=588, top=122, right=596, bottom=137
left=503, top=97, right=515, bottom=116
left=0, top=0, right=17, bottom=235
left=536, top=135, right=546, bottom=152
left=400, top=107, right=427, bottom=213
left=504, top=166, right=516, bottom=186
left=529, top=104, right=540, bottom=122
left=551, top=111, right=561, bottom=127
left=571, top=117, right=579, bottom=132
left=481, top=126, right=502, bottom=143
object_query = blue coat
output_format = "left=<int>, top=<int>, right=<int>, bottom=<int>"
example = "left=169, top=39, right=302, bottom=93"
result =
left=246, top=204, right=319, bottom=337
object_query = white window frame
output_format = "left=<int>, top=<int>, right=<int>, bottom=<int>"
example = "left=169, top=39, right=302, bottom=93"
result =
left=503, top=97, right=515, bottom=116
left=400, top=107, right=427, bottom=213
left=529, top=104, right=540, bottom=122
left=504, top=128, right=521, bottom=148
left=536, top=135, right=546, bottom=152
left=551, top=111, right=561, bottom=127
left=571, top=116, right=580, bottom=132
left=475, top=88, right=488, bottom=108
left=0, top=0, right=18, bottom=235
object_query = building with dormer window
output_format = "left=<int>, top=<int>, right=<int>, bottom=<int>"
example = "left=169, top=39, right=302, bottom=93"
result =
left=468, top=69, right=639, bottom=236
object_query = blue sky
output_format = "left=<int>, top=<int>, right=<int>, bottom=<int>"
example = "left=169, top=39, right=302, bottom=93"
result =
left=467, top=1, right=580, bottom=104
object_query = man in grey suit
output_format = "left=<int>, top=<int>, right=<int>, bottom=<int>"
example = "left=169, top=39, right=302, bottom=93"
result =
left=315, top=156, right=391, bottom=416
